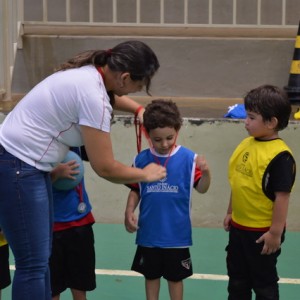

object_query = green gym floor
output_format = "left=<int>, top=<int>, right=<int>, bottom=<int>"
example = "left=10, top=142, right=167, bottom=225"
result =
left=4, top=224, right=300, bottom=299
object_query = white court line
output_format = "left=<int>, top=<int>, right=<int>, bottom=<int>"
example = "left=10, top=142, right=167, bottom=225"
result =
left=94, top=269, right=300, bottom=285
left=9, top=266, right=300, bottom=285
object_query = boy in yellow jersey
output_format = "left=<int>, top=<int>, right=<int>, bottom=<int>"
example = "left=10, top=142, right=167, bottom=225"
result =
left=0, top=228, right=11, bottom=299
left=223, top=85, right=296, bottom=300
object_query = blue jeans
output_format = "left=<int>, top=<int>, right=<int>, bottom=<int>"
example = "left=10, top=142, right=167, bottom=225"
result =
left=0, top=145, right=53, bottom=300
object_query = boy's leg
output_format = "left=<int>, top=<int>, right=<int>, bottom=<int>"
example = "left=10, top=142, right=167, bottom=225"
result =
left=226, top=227, right=252, bottom=300
left=70, top=288, right=87, bottom=300
left=145, top=278, right=160, bottom=300
left=168, top=280, right=183, bottom=300
left=0, top=244, right=11, bottom=290
left=227, top=278, right=252, bottom=300
left=253, top=284, right=279, bottom=300
left=50, top=230, right=68, bottom=298
left=247, top=231, right=282, bottom=300
left=163, top=249, right=191, bottom=300
left=131, top=247, right=163, bottom=300
left=163, top=248, right=193, bottom=282
left=250, top=246, right=280, bottom=300
left=64, top=225, right=96, bottom=293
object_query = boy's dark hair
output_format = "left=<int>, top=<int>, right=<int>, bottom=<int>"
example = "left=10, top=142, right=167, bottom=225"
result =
left=143, top=99, right=183, bottom=133
left=244, top=84, right=291, bottom=131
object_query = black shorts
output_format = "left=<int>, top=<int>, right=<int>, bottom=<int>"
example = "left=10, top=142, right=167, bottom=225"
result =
left=49, top=224, right=96, bottom=297
left=131, top=246, right=193, bottom=282
left=0, top=244, right=11, bottom=290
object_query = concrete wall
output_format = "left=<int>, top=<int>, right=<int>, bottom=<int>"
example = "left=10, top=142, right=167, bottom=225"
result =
left=11, top=35, right=296, bottom=98
left=3, top=0, right=300, bottom=102
left=0, top=111, right=299, bottom=229
left=79, top=116, right=300, bottom=231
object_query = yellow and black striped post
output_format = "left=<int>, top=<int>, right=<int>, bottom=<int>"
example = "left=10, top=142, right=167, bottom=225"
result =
left=284, top=22, right=300, bottom=102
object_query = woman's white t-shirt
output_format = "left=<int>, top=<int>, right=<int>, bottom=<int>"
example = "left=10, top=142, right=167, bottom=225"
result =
left=0, top=65, right=112, bottom=171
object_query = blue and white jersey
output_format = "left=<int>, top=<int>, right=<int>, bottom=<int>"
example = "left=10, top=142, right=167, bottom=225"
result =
left=134, top=145, right=197, bottom=248
left=52, top=147, right=92, bottom=223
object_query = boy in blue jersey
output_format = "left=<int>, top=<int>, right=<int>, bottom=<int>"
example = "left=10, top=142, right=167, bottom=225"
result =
left=223, top=85, right=296, bottom=300
left=50, top=147, right=96, bottom=300
left=124, top=99, right=211, bottom=300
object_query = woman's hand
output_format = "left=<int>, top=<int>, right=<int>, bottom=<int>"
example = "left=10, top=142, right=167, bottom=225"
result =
left=142, top=163, right=166, bottom=182
left=135, top=106, right=145, bottom=123
left=82, top=126, right=166, bottom=184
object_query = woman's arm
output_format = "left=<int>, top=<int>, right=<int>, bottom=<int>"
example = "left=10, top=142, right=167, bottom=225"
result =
left=114, top=95, right=145, bottom=121
left=114, top=95, right=141, bottom=112
left=81, top=125, right=166, bottom=184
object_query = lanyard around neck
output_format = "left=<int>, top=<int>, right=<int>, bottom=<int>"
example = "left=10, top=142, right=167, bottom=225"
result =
left=145, top=132, right=178, bottom=168
left=96, top=66, right=105, bottom=81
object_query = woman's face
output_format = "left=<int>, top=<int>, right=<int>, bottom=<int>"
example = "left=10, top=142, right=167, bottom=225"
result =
left=113, top=72, right=144, bottom=96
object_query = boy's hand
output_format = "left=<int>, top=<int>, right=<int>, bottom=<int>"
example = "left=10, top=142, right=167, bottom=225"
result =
left=51, top=160, right=80, bottom=182
left=59, top=160, right=80, bottom=179
left=194, top=154, right=211, bottom=193
left=223, top=214, right=232, bottom=232
left=256, top=231, right=281, bottom=255
left=124, top=212, right=138, bottom=233
left=196, top=155, right=209, bottom=173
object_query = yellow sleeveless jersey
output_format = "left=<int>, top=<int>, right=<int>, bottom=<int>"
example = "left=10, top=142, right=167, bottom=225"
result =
left=229, top=136, right=292, bottom=229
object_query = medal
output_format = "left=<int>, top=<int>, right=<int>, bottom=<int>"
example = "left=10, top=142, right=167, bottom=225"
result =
left=77, top=202, right=87, bottom=213
left=75, top=182, right=87, bottom=213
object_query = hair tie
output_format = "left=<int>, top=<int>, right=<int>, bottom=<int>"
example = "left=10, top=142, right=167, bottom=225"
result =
left=106, top=49, right=112, bottom=56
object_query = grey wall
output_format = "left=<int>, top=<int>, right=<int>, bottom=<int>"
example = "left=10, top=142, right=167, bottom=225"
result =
left=5, top=0, right=300, bottom=230
left=11, top=36, right=296, bottom=99
left=82, top=116, right=300, bottom=231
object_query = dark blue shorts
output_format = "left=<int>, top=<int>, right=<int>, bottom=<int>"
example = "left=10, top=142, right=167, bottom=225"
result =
left=226, top=226, right=283, bottom=300
left=0, top=244, right=11, bottom=290
left=131, top=246, right=193, bottom=281
left=49, top=224, right=96, bottom=296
